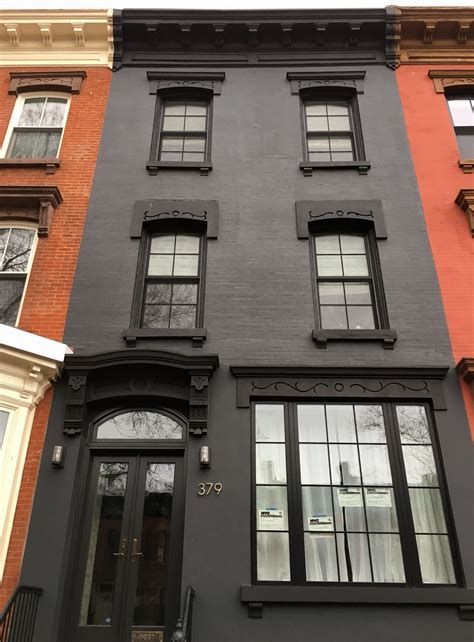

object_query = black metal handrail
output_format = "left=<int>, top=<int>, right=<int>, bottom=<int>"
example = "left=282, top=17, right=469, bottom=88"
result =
left=0, top=585, right=43, bottom=642
left=171, top=586, right=196, bottom=642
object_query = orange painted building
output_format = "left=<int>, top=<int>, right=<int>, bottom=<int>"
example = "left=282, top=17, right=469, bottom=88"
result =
left=0, top=11, right=112, bottom=608
left=395, top=7, right=474, bottom=437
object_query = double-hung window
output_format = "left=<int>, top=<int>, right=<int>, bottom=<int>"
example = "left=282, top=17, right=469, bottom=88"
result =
left=254, top=402, right=457, bottom=586
left=4, top=95, right=69, bottom=159
left=447, top=94, right=474, bottom=159
left=158, top=99, right=209, bottom=163
left=0, top=226, right=36, bottom=326
left=141, top=232, right=203, bottom=329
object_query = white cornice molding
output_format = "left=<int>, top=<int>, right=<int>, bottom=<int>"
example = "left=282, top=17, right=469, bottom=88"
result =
left=0, top=10, right=114, bottom=68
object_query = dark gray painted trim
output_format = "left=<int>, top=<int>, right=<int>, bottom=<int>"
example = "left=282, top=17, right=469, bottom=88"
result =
left=147, top=71, right=225, bottom=95
left=312, top=328, right=397, bottom=349
left=131, top=199, right=219, bottom=238
left=295, top=199, right=387, bottom=239
left=299, top=160, right=371, bottom=176
left=287, top=71, right=366, bottom=94
left=229, top=366, right=449, bottom=410
left=146, top=161, right=213, bottom=176
left=123, top=328, right=207, bottom=348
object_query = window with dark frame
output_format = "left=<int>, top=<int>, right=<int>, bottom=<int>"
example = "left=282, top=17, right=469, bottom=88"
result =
left=253, top=402, right=458, bottom=587
left=447, top=94, right=474, bottom=159
left=0, top=226, right=36, bottom=326
left=140, top=232, right=203, bottom=330
left=158, top=99, right=210, bottom=163
left=312, top=231, right=382, bottom=331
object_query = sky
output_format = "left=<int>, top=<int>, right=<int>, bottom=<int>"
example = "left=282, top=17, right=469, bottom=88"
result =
left=4, top=0, right=474, bottom=9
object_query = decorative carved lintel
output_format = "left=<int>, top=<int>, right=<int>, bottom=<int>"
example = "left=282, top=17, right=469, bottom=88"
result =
left=189, top=375, right=210, bottom=435
left=295, top=200, right=387, bottom=240
left=64, top=375, right=87, bottom=436
left=0, top=186, right=62, bottom=237
left=428, top=70, right=474, bottom=94
left=147, top=71, right=225, bottom=96
left=455, top=189, right=474, bottom=237
left=131, top=199, right=219, bottom=238
left=9, top=71, right=87, bottom=95
left=287, top=71, right=366, bottom=95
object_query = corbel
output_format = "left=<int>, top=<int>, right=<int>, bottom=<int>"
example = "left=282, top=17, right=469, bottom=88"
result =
left=213, top=23, right=225, bottom=48
left=423, top=22, right=436, bottom=45
left=457, top=22, right=470, bottom=45
left=181, top=25, right=191, bottom=48
left=5, top=23, right=20, bottom=47
left=455, top=189, right=474, bottom=237
left=189, top=374, right=209, bottom=436
left=64, top=375, right=87, bottom=436
left=71, top=22, right=85, bottom=47
left=146, top=24, right=158, bottom=47
left=315, top=23, right=327, bottom=47
left=349, top=24, right=361, bottom=46
left=281, top=23, right=293, bottom=47
left=38, top=22, right=53, bottom=47
left=248, top=23, right=259, bottom=47
left=38, top=201, right=54, bottom=237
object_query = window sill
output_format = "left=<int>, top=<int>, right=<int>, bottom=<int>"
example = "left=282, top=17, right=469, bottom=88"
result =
left=312, top=329, right=397, bottom=350
left=0, top=158, right=60, bottom=174
left=299, top=161, right=370, bottom=177
left=146, top=161, right=212, bottom=176
left=458, top=159, right=474, bottom=174
left=123, top=328, right=207, bottom=348
left=240, top=585, right=474, bottom=620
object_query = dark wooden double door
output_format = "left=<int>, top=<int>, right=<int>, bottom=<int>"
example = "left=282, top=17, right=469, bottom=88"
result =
left=67, top=454, right=183, bottom=642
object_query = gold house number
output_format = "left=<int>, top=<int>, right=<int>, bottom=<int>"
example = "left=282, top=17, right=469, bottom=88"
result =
left=197, top=482, right=223, bottom=496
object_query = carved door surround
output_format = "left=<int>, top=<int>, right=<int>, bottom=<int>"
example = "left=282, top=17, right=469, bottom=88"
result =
left=63, top=349, right=219, bottom=436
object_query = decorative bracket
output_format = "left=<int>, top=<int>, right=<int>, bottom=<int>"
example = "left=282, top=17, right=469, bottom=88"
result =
left=189, top=375, right=210, bottom=435
left=455, top=189, right=474, bottom=237
left=64, top=375, right=87, bottom=436
left=71, top=22, right=86, bottom=47
left=0, top=186, right=62, bottom=237
left=314, top=23, right=327, bottom=47
left=38, top=23, right=53, bottom=47
left=423, top=22, right=436, bottom=45
left=248, top=24, right=259, bottom=47
left=287, top=71, right=366, bottom=95
left=281, top=24, right=293, bottom=47
left=213, top=24, right=225, bottom=47
left=349, top=24, right=361, bottom=46
left=5, top=23, right=20, bottom=46
left=181, top=25, right=191, bottom=48
left=295, top=200, right=387, bottom=240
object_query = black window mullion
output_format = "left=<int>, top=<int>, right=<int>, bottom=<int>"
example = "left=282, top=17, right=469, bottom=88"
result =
left=383, top=403, right=422, bottom=586
left=287, top=402, right=305, bottom=584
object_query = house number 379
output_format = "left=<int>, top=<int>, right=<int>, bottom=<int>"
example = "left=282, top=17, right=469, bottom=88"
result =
left=197, top=482, right=223, bottom=496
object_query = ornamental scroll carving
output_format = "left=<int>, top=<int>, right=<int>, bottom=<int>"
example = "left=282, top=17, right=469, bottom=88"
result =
left=64, top=375, right=87, bottom=435
left=9, top=71, right=86, bottom=95
left=147, top=72, right=226, bottom=96
left=131, top=200, right=219, bottom=238
left=190, top=375, right=210, bottom=435
left=428, top=71, right=474, bottom=94
left=287, top=71, right=366, bottom=95
left=295, top=200, right=387, bottom=240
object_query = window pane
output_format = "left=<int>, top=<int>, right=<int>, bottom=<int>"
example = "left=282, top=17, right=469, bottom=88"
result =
left=41, top=98, right=67, bottom=126
left=148, top=255, right=173, bottom=276
left=18, top=98, right=45, bottom=126
left=145, top=283, right=172, bottom=305
left=175, top=235, right=200, bottom=254
left=161, top=137, right=184, bottom=152
left=369, top=534, right=405, bottom=583
left=409, top=488, right=447, bottom=534
left=326, top=405, right=356, bottom=443
left=164, top=103, right=186, bottom=116
left=169, top=305, right=196, bottom=329
left=185, top=116, right=207, bottom=132
left=257, top=532, right=290, bottom=581
left=162, top=116, right=185, bottom=131
left=347, top=306, right=375, bottom=330
left=297, top=405, right=327, bottom=442
left=299, top=444, right=330, bottom=484
left=327, top=104, right=349, bottom=115
left=302, top=486, right=333, bottom=531
left=342, top=254, right=369, bottom=276
left=333, top=487, right=366, bottom=532
left=309, top=152, right=331, bottom=162
left=305, top=534, right=338, bottom=581
left=186, top=104, right=207, bottom=116
left=306, top=116, right=328, bottom=132
left=160, top=152, right=183, bottom=161
left=2, top=229, right=34, bottom=272
left=315, top=235, right=340, bottom=254
left=305, top=103, right=326, bottom=116
left=0, top=278, right=26, bottom=325
left=173, top=255, right=199, bottom=276
left=396, top=405, right=431, bottom=444
left=365, top=488, right=399, bottom=532
left=142, top=304, right=170, bottom=328
left=329, top=137, right=353, bottom=152
left=256, top=404, right=285, bottom=442
left=329, top=445, right=361, bottom=485
left=318, top=282, right=344, bottom=305
left=182, top=152, right=205, bottom=161
left=340, top=235, right=366, bottom=254
left=33, top=131, right=61, bottom=158
left=97, top=411, right=182, bottom=440
left=320, top=306, right=348, bottom=329
left=0, top=410, right=8, bottom=451
left=344, top=282, right=371, bottom=305
left=331, top=152, right=354, bottom=161
left=448, top=99, right=474, bottom=127
left=359, top=445, right=392, bottom=485
left=355, top=405, right=386, bottom=443
left=171, top=283, right=197, bottom=304
left=150, top=235, right=175, bottom=253
left=317, top=255, right=343, bottom=276
left=402, top=446, right=438, bottom=486
left=183, top=137, right=206, bottom=152
left=416, top=535, right=455, bottom=584
left=328, top=116, right=350, bottom=131
left=256, top=486, right=288, bottom=530
left=307, top=138, right=330, bottom=152
left=0, top=228, right=9, bottom=260
left=337, top=533, right=372, bottom=582
left=256, top=443, right=287, bottom=484
left=10, top=132, right=38, bottom=158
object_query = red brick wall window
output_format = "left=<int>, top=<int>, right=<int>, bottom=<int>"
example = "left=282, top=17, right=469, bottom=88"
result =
left=0, top=226, right=37, bottom=326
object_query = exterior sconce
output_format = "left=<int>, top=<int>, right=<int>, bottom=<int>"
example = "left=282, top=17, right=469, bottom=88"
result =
left=199, top=446, right=210, bottom=468
left=51, top=445, right=65, bottom=468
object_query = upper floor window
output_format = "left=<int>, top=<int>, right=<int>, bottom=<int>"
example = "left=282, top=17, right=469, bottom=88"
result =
left=447, top=95, right=474, bottom=159
left=0, top=226, right=36, bottom=326
left=158, top=99, right=209, bottom=163
left=3, top=95, right=70, bottom=159
left=141, top=232, right=203, bottom=330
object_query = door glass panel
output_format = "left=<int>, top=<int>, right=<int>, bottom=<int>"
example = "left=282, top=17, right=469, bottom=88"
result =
left=80, top=463, right=129, bottom=626
left=134, top=463, right=176, bottom=625
left=97, top=411, right=182, bottom=440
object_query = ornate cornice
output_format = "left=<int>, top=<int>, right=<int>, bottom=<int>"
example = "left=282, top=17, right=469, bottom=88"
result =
left=0, top=10, right=114, bottom=68
left=395, top=7, right=474, bottom=66
left=455, top=189, right=474, bottom=237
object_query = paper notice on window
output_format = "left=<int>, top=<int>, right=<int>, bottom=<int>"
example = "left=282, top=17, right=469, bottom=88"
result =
left=258, top=509, right=284, bottom=531
left=365, top=488, right=392, bottom=507
left=308, top=515, right=333, bottom=532
left=337, top=487, right=363, bottom=507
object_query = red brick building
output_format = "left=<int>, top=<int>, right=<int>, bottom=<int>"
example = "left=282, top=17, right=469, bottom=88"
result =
left=0, top=11, right=112, bottom=607
left=395, top=7, right=474, bottom=437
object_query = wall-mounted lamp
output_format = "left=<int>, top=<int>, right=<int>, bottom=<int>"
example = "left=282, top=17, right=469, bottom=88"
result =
left=51, top=445, right=65, bottom=469
left=199, top=446, right=211, bottom=468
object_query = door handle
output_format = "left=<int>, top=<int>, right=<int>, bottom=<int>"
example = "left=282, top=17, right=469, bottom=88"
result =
left=131, top=538, right=144, bottom=562
left=113, top=538, right=128, bottom=559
